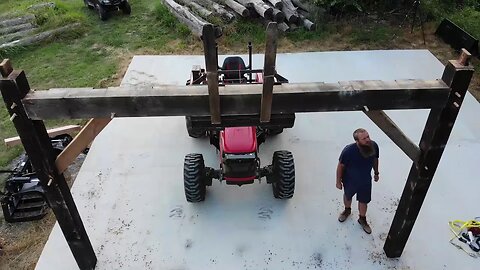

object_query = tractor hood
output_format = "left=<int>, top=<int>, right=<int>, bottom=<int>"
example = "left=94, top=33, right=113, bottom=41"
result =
left=221, top=127, right=257, bottom=154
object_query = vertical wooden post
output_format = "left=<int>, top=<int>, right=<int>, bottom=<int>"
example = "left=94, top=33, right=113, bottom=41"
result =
left=0, top=60, right=97, bottom=270
left=260, top=22, right=278, bottom=123
left=202, top=24, right=221, bottom=124
left=383, top=51, right=474, bottom=257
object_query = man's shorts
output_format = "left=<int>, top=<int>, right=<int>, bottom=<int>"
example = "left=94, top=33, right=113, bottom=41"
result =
left=344, top=183, right=372, bottom=204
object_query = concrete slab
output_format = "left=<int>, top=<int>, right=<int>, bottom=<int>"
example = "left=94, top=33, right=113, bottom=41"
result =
left=36, top=50, right=479, bottom=270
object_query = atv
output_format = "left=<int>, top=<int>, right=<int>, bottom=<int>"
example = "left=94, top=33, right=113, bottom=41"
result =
left=0, top=134, right=72, bottom=222
left=183, top=43, right=296, bottom=202
left=84, top=0, right=131, bottom=21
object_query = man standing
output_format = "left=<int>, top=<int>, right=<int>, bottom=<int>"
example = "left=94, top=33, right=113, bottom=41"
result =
left=336, top=128, right=379, bottom=234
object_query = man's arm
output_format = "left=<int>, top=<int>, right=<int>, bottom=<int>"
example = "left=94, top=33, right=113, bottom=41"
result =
left=373, top=158, right=379, bottom=182
left=336, top=162, right=344, bottom=189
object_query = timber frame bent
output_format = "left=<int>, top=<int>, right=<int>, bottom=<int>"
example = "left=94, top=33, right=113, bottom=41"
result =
left=0, top=24, right=475, bottom=269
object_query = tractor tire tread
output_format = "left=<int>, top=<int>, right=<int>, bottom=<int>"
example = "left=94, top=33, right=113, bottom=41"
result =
left=184, top=153, right=206, bottom=202
left=271, top=150, right=295, bottom=199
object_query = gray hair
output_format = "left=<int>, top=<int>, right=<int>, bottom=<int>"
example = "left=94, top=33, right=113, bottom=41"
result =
left=353, top=128, right=367, bottom=141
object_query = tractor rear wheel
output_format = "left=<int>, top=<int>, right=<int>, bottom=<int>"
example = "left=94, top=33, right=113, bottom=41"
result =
left=184, top=153, right=206, bottom=202
left=185, top=116, right=206, bottom=138
left=271, top=150, right=295, bottom=199
left=268, top=128, right=284, bottom=135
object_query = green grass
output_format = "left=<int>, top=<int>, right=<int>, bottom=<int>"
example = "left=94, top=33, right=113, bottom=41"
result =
left=349, top=24, right=394, bottom=46
left=449, top=7, right=480, bottom=39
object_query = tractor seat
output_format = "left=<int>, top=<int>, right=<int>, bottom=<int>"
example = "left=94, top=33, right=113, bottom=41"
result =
left=221, top=57, right=247, bottom=83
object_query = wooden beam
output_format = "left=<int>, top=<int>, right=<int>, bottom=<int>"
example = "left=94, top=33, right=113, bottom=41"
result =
left=260, top=22, right=278, bottom=122
left=202, top=24, right=221, bottom=124
left=0, top=70, right=97, bottom=270
left=22, top=80, right=450, bottom=120
left=0, top=59, right=13, bottom=77
left=383, top=55, right=474, bottom=258
left=363, top=110, right=420, bottom=163
left=55, top=119, right=110, bottom=174
left=4, top=124, right=81, bottom=147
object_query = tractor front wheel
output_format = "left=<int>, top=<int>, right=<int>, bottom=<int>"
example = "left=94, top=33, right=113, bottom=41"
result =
left=97, top=5, right=108, bottom=21
left=184, top=153, right=206, bottom=202
left=120, top=1, right=131, bottom=15
left=271, top=150, right=295, bottom=199
left=84, top=0, right=94, bottom=9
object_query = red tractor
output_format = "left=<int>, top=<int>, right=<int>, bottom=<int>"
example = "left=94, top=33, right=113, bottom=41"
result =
left=183, top=43, right=295, bottom=202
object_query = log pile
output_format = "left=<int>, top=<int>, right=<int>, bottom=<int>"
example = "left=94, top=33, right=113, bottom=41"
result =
left=0, top=2, right=73, bottom=50
left=161, top=0, right=318, bottom=36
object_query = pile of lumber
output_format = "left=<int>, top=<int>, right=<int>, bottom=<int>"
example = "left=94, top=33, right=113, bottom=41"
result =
left=161, top=0, right=318, bottom=37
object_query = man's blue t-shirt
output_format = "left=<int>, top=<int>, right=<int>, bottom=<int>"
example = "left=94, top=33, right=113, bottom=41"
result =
left=339, top=141, right=379, bottom=186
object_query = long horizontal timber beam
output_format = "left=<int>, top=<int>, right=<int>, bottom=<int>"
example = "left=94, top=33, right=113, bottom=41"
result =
left=23, top=79, right=450, bottom=120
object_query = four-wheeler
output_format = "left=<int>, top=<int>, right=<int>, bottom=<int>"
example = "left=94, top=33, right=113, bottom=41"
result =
left=0, top=134, right=72, bottom=222
left=183, top=43, right=296, bottom=202
left=84, top=0, right=131, bottom=21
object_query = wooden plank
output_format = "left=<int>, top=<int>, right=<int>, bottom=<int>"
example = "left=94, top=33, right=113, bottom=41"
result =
left=363, top=110, right=420, bottom=163
left=202, top=24, right=221, bottom=124
left=383, top=59, right=474, bottom=258
left=22, top=80, right=450, bottom=120
left=0, top=59, right=13, bottom=77
left=55, top=119, right=110, bottom=174
left=4, top=124, right=81, bottom=147
left=260, top=22, right=278, bottom=122
left=0, top=78, right=97, bottom=269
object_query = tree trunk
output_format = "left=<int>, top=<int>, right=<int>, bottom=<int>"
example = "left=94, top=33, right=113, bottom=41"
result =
left=0, top=23, right=80, bottom=49
left=182, top=1, right=214, bottom=20
left=160, top=0, right=222, bottom=38
left=0, top=28, right=37, bottom=44
left=219, top=0, right=250, bottom=17
left=0, top=14, right=35, bottom=28
left=237, top=0, right=273, bottom=20
left=278, top=22, right=289, bottom=32
left=272, top=8, right=286, bottom=23
left=267, top=0, right=283, bottom=9
left=193, top=0, right=235, bottom=22
left=298, top=13, right=315, bottom=31
left=0, top=22, right=35, bottom=36
left=281, top=0, right=300, bottom=23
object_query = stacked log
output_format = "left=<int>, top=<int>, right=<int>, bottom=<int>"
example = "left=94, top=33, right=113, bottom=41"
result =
left=161, top=0, right=318, bottom=36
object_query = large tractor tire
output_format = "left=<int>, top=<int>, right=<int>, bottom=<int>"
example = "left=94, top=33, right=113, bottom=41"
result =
left=268, top=128, right=284, bottom=135
left=120, top=1, right=131, bottom=15
left=183, top=153, right=206, bottom=202
left=271, top=150, right=295, bottom=199
left=185, top=116, right=206, bottom=138
left=97, top=5, right=108, bottom=21
left=84, top=0, right=94, bottom=9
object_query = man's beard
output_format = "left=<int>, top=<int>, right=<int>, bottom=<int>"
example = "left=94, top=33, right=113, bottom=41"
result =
left=359, top=143, right=375, bottom=158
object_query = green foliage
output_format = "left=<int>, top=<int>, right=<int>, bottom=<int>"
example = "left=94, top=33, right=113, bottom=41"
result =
left=314, top=0, right=363, bottom=13
left=286, top=25, right=333, bottom=41
left=449, top=7, right=480, bottom=38
left=223, top=19, right=266, bottom=46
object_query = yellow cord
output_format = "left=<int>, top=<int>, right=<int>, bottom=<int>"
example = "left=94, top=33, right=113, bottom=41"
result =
left=448, top=219, right=480, bottom=241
